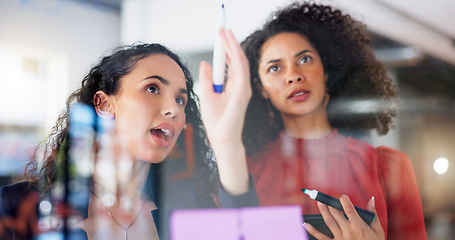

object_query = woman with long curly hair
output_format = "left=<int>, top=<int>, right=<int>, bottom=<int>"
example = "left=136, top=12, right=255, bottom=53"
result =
left=1, top=43, right=216, bottom=239
left=199, top=2, right=426, bottom=240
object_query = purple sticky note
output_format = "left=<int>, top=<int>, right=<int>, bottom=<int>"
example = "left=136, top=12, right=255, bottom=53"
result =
left=170, top=205, right=308, bottom=240
left=241, top=205, right=307, bottom=240
left=170, top=208, right=240, bottom=240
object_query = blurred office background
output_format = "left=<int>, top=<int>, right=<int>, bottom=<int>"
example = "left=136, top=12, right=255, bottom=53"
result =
left=0, top=0, right=454, bottom=239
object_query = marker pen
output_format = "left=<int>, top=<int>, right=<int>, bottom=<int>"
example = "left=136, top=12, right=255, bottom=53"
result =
left=212, top=4, right=226, bottom=93
left=302, top=189, right=375, bottom=225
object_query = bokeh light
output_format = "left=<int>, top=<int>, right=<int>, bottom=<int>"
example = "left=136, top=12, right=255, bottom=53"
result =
left=433, top=157, right=449, bottom=175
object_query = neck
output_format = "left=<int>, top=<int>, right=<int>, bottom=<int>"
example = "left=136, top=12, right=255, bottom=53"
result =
left=87, top=161, right=153, bottom=232
left=281, top=107, right=332, bottom=139
left=93, top=160, right=151, bottom=200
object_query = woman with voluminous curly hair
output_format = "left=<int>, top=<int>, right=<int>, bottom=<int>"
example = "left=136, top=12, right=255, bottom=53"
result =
left=199, top=1, right=426, bottom=240
left=1, top=43, right=217, bottom=240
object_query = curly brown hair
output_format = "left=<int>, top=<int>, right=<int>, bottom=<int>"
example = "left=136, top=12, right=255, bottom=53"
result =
left=17, top=43, right=216, bottom=200
left=241, top=2, right=397, bottom=157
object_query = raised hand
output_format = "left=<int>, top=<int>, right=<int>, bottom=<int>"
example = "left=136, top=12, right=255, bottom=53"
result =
left=198, top=28, right=251, bottom=195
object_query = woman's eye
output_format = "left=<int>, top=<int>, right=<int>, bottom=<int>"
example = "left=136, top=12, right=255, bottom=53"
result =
left=298, top=56, right=312, bottom=64
left=176, top=97, right=186, bottom=106
left=146, top=84, right=159, bottom=94
left=267, top=65, right=280, bottom=73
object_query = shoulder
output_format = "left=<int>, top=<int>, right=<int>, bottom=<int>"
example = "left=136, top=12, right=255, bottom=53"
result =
left=344, top=138, right=414, bottom=173
left=341, top=136, right=414, bottom=174
left=341, top=135, right=378, bottom=159
left=342, top=135, right=409, bottom=161
left=0, top=181, right=39, bottom=217
left=376, top=146, right=413, bottom=171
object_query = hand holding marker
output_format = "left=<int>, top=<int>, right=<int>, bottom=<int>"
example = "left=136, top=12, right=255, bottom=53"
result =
left=302, top=189, right=375, bottom=225
left=212, top=4, right=226, bottom=93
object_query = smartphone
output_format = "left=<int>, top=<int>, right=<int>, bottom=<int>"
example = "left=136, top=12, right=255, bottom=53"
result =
left=303, top=213, right=348, bottom=240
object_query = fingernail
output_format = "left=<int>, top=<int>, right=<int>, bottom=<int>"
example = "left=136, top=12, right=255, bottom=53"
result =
left=371, top=196, right=375, bottom=207
left=303, top=222, right=309, bottom=230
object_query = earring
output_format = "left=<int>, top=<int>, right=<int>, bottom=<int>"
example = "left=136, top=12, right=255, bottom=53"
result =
left=93, top=94, right=101, bottom=106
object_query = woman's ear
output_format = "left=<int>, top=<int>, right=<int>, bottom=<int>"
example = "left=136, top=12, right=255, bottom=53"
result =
left=254, top=78, right=269, bottom=99
left=93, top=91, right=114, bottom=119
left=323, top=93, right=330, bottom=109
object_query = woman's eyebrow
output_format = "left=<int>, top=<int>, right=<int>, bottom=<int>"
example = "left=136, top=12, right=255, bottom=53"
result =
left=264, top=50, right=313, bottom=65
left=179, top=88, right=188, bottom=95
left=265, top=59, right=281, bottom=65
left=143, top=75, right=169, bottom=85
left=295, top=50, right=312, bottom=58
left=144, top=75, right=188, bottom=95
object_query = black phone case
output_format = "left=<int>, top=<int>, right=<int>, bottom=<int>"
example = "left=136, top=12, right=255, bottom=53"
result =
left=303, top=213, right=350, bottom=239
left=303, top=214, right=334, bottom=240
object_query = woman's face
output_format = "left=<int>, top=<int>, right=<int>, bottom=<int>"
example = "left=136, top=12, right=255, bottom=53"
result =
left=108, top=54, right=188, bottom=163
left=258, top=32, right=327, bottom=119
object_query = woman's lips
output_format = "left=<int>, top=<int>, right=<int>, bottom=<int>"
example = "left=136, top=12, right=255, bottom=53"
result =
left=150, top=124, right=175, bottom=148
left=288, top=89, right=310, bottom=102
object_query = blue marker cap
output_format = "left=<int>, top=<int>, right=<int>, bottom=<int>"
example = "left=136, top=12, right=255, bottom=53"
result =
left=213, top=84, right=223, bottom=93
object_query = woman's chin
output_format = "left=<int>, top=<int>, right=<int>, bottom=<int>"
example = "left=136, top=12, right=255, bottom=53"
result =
left=136, top=150, right=167, bottom=164
left=129, top=141, right=169, bottom=163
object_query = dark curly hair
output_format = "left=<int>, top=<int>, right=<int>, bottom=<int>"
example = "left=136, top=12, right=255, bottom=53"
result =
left=241, top=2, right=397, bottom=157
left=18, top=43, right=216, bottom=201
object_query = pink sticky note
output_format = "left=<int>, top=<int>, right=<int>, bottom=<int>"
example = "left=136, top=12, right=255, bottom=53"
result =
left=170, top=208, right=240, bottom=240
left=242, top=205, right=307, bottom=240
left=170, top=205, right=308, bottom=240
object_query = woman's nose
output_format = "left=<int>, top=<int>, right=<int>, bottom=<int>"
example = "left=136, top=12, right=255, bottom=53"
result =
left=286, top=66, right=304, bottom=84
left=161, top=98, right=180, bottom=120
left=287, top=77, right=303, bottom=84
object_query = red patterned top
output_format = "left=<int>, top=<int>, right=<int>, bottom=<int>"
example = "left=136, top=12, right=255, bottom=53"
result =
left=247, top=129, right=426, bottom=240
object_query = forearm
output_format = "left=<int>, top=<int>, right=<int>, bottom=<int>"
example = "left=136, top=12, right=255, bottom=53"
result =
left=218, top=174, right=259, bottom=208
left=212, top=141, right=250, bottom=195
